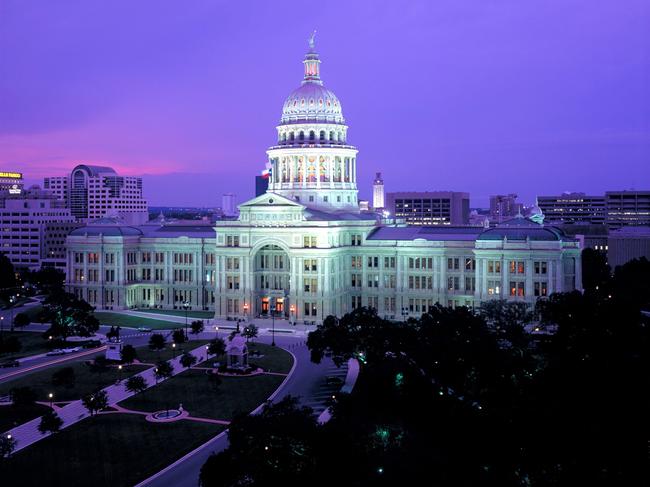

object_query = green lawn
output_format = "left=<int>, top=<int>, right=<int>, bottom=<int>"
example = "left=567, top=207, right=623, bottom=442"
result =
left=136, top=339, right=211, bottom=364
left=0, top=403, right=50, bottom=433
left=0, top=331, right=52, bottom=359
left=3, top=413, right=223, bottom=487
left=197, top=342, right=293, bottom=374
left=94, top=311, right=182, bottom=330
left=0, top=361, right=149, bottom=403
left=134, top=308, right=214, bottom=319
left=120, top=370, right=285, bottom=420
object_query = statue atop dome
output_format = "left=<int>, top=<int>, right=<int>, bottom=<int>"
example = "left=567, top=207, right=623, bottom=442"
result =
left=308, top=30, right=317, bottom=49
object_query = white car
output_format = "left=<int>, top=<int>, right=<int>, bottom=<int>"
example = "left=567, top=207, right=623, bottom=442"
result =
left=63, top=347, right=81, bottom=353
left=46, top=349, right=66, bottom=356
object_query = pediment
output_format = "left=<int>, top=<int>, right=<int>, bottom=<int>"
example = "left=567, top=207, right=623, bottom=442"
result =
left=238, top=192, right=305, bottom=209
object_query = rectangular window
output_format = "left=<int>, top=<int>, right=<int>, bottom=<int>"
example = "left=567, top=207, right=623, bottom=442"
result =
left=351, top=234, right=362, bottom=246
left=384, top=256, right=396, bottom=268
left=447, top=257, right=459, bottom=270
left=534, top=281, right=548, bottom=296
left=534, top=261, right=548, bottom=275
left=488, top=260, right=501, bottom=274
left=303, top=236, right=317, bottom=248
left=226, top=236, right=240, bottom=247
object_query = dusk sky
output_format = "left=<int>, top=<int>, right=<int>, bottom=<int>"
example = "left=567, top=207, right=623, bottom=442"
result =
left=1, top=0, right=648, bottom=207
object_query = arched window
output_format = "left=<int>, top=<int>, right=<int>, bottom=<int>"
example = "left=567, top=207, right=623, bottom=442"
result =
left=290, top=132, right=295, bottom=142
left=319, top=131, right=325, bottom=141
left=329, top=131, right=335, bottom=142
left=299, top=131, right=304, bottom=141
left=337, top=132, right=342, bottom=142
left=309, top=131, right=315, bottom=141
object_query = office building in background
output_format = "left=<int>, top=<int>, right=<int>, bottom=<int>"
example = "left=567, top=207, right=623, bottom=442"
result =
left=0, top=171, right=24, bottom=194
left=490, top=194, right=522, bottom=223
left=537, top=192, right=606, bottom=225
left=44, top=164, right=148, bottom=224
left=605, top=190, right=650, bottom=229
left=372, top=172, right=384, bottom=210
left=386, top=191, right=470, bottom=226
left=222, top=193, right=236, bottom=216
left=255, top=175, right=269, bottom=197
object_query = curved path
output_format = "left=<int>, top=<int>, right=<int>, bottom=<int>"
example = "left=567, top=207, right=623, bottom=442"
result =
left=137, top=334, right=351, bottom=487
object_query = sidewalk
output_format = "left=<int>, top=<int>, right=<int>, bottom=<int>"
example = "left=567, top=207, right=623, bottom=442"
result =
left=3, top=343, right=210, bottom=453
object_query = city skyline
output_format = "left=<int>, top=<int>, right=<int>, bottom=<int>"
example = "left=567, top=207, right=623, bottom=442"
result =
left=2, top=0, right=649, bottom=207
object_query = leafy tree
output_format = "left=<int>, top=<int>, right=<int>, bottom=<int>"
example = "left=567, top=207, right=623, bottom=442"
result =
left=479, top=299, right=532, bottom=350
left=89, top=356, right=109, bottom=375
left=51, top=367, right=75, bottom=388
left=24, top=267, right=64, bottom=292
left=120, top=344, right=137, bottom=364
left=180, top=352, right=197, bottom=369
left=13, top=312, right=30, bottom=329
left=125, top=375, right=148, bottom=395
left=0, top=335, right=22, bottom=356
left=191, top=320, right=205, bottom=335
left=0, top=434, right=17, bottom=461
left=154, top=360, right=173, bottom=382
left=0, top=254, right=16, bottom=291
left=199, top=396, right=317, bottom=486
left=207, top=338, right=226, bottom=357
left=10, top=386, right=37, bottom=406
left=172, top=329, right=186, bottom=344
left=148, top=333, right=166, bottom=353
left=82, top=390, right=109, bottom=417
left=41, top=288, right=99, bottom=340
left=38, top=410, right=63, bottom=435
left=207, top=370, right=222, bottom=391
left=242, top=324, right=259, bottom=343
left=581, top=248, right=611, bottom=295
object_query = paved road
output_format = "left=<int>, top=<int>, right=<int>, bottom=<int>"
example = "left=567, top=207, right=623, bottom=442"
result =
left=139, top=334, right=346, bottom=487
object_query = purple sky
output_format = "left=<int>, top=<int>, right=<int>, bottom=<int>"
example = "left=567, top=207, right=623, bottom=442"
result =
left=1, top=0, right=649, bottom=207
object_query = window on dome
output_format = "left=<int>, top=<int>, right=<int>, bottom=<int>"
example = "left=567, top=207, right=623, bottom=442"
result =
left=301, top=98, right=305, bottom=106
left=327, top=100, right=331, bottom=106
left=319, top=131, right=325, bottom=141
left=319, top=99, right=323, bottom=106
left=299, top=131, right=304, bottom=141
left=289, top=132, right=295, bottom=142
left=309, top=98, right=314, bottom=105
left=329, top=131, right=335, bottom=141
left=293, top=100, right=297, bottom=107
left=309, top=131, right=315, bottom=141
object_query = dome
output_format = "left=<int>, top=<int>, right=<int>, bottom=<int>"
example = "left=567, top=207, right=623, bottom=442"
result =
left=281, top=83, right=344, bottom=124
left=279, top=35, right=345, bottom=125
left=478, top=215, right=565, bottom=241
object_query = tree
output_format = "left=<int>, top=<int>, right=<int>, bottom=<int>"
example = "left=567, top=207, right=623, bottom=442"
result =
left=172, top=329, right=186, bottom=344
left=0, top=335, right=22, bottom=356
left=180, top=352, right=197, bottom=369
left=89, top=356, right=109, bottom=375
left=207, top=370, right=222, bottom=390
left=10, top=386, right=37, bottom=406
left=199, top=396, right=318, bottom=486
left=581, top=248, right=611, bottom=295
left=479, top=299, right=532, bottom=350
left=125, top=375, right=148, bottom=395
left=0, top=253, right=16, bottom=291
left=41, top=288, right=99, bottom=340
left=120, top=344, right=137, bottom=364
left=242, top=324, right=259, bottom=343
left=154, top=360, right=173, bottom=382
left=38, top=410, right=63, bottom=435
left=148, top=333, right=166, bottom=354
left=191, top=320, right=205, bottom=335
left=13, top=312, right=30, bottom=329
left=82, top=390, right=109, bottom=417
left=0, top=434, right=17, bottom=461
left=24, top=267, right=64, bottom=292
left=51, top=367, right=76, bottom=388
left=207, top=338, right=226, bottom=357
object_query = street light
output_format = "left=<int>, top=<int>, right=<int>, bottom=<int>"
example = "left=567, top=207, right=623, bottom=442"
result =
left=9, top=296, right=14, bottom=332
left=0, top=316, right=3, bottom=339
left=214, top=325, right=219, bottom=339
left=289, top=304, right=296, bottom=326
left=270, top=304, right=276, bottom=347
left=118, top=364, right=123, bottom=382
left=48, top=392, right=53, bottom=408
left=182, top=301, right=190, bottom=339
left=243, top=302, right=249, bottom=320
left=172, top=342, right=176, bottom=359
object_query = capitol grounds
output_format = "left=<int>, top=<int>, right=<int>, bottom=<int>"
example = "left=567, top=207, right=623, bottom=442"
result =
left=0, top=308, right=294, bottom=487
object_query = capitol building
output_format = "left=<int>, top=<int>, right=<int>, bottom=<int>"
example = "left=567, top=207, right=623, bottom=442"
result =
left=65, top=39, right=582, bottom=324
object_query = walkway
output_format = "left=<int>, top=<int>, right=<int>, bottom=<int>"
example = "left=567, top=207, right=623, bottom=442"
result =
left=3, top=343, right=209, bottom=453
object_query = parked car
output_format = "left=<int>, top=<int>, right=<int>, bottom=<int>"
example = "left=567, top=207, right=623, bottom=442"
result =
left=137, top=327, right=152, bottom=332
left=82, top=340, right=102, bottom=349
left=62, top=347, right=81, bottom=353
left=46, top=349, right=66, bottom=356
left=0, top=359, right=19, bottom=368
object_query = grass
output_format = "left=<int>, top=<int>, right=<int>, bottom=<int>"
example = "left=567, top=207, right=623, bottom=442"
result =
left=120, top=370, right=285, bottom=420
left=94, top=312, right=182, bottom=330
left=133, top=308, right=214, bottom=319
left=0, top=361, right=149, bottom=403
left=3, top=413, right=223, bottom=487
left=0, top=403, right=50, bottom=433
left=197, top=342, right=293, bottom=374
left=0, top=331, right=52, bottom=360
left=136, top=339, right=211, bottom=364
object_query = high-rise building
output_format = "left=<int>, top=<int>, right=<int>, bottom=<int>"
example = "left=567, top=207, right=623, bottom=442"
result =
left=373, top=172, right=385, bottom=210
left=607, top=226, right=650, bottom=268
left=67, top=37, right=581, bottom=320
left=386, top=191, right=470, bottom=226
left=605, top=190, right=650, bottom=229
left=0, top=171, right=24, bottom=194
left=222, top=193, right=236, bottom=216
left=44, top=164, right=148, bottom=224
left=255, top=175, right=269, bottom=197
left=536, top=193, right=607, bottom=225
left=489, top=194, right=522, bottom=223
left=0, top=185, right=77, bottom=269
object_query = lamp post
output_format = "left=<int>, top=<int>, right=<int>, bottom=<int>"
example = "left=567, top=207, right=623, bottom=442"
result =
left=48, top=392, right=53, bottom=408
left=0, top=316, right=3, bottom=339
left=9, top=296, right=14, bottom=332
left=243, top=302, right=249, bottom=322
left=270, top=304, right=276, bottom=347
left=182, top=301, right=190, bottom=339
left=289, top=304, right=296, bottom=326
left=172, top=342, right=176, bottom=359
left=214, top=325, right=219, bottom=339
left=118, top=364, right=123, bottom=383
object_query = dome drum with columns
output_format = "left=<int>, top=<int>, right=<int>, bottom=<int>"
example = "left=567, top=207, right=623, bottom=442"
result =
left=266, top=36, right=359, bottom=212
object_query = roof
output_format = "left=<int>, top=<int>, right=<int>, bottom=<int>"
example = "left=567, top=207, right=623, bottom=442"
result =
left=304, top=208, right=378, bottom=222
left=69, top=225, right=143, bottom=237
left=478, top=216, right=568, bottom=241
left=367, top=226, right=482, bottom=242
left=72, top=164, right=117, bottom=177
left=70, top=223, right=214, bottom=239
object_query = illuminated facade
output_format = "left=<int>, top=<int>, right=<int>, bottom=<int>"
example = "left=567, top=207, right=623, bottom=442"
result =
left=66, top=39, right=582, bottom=323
